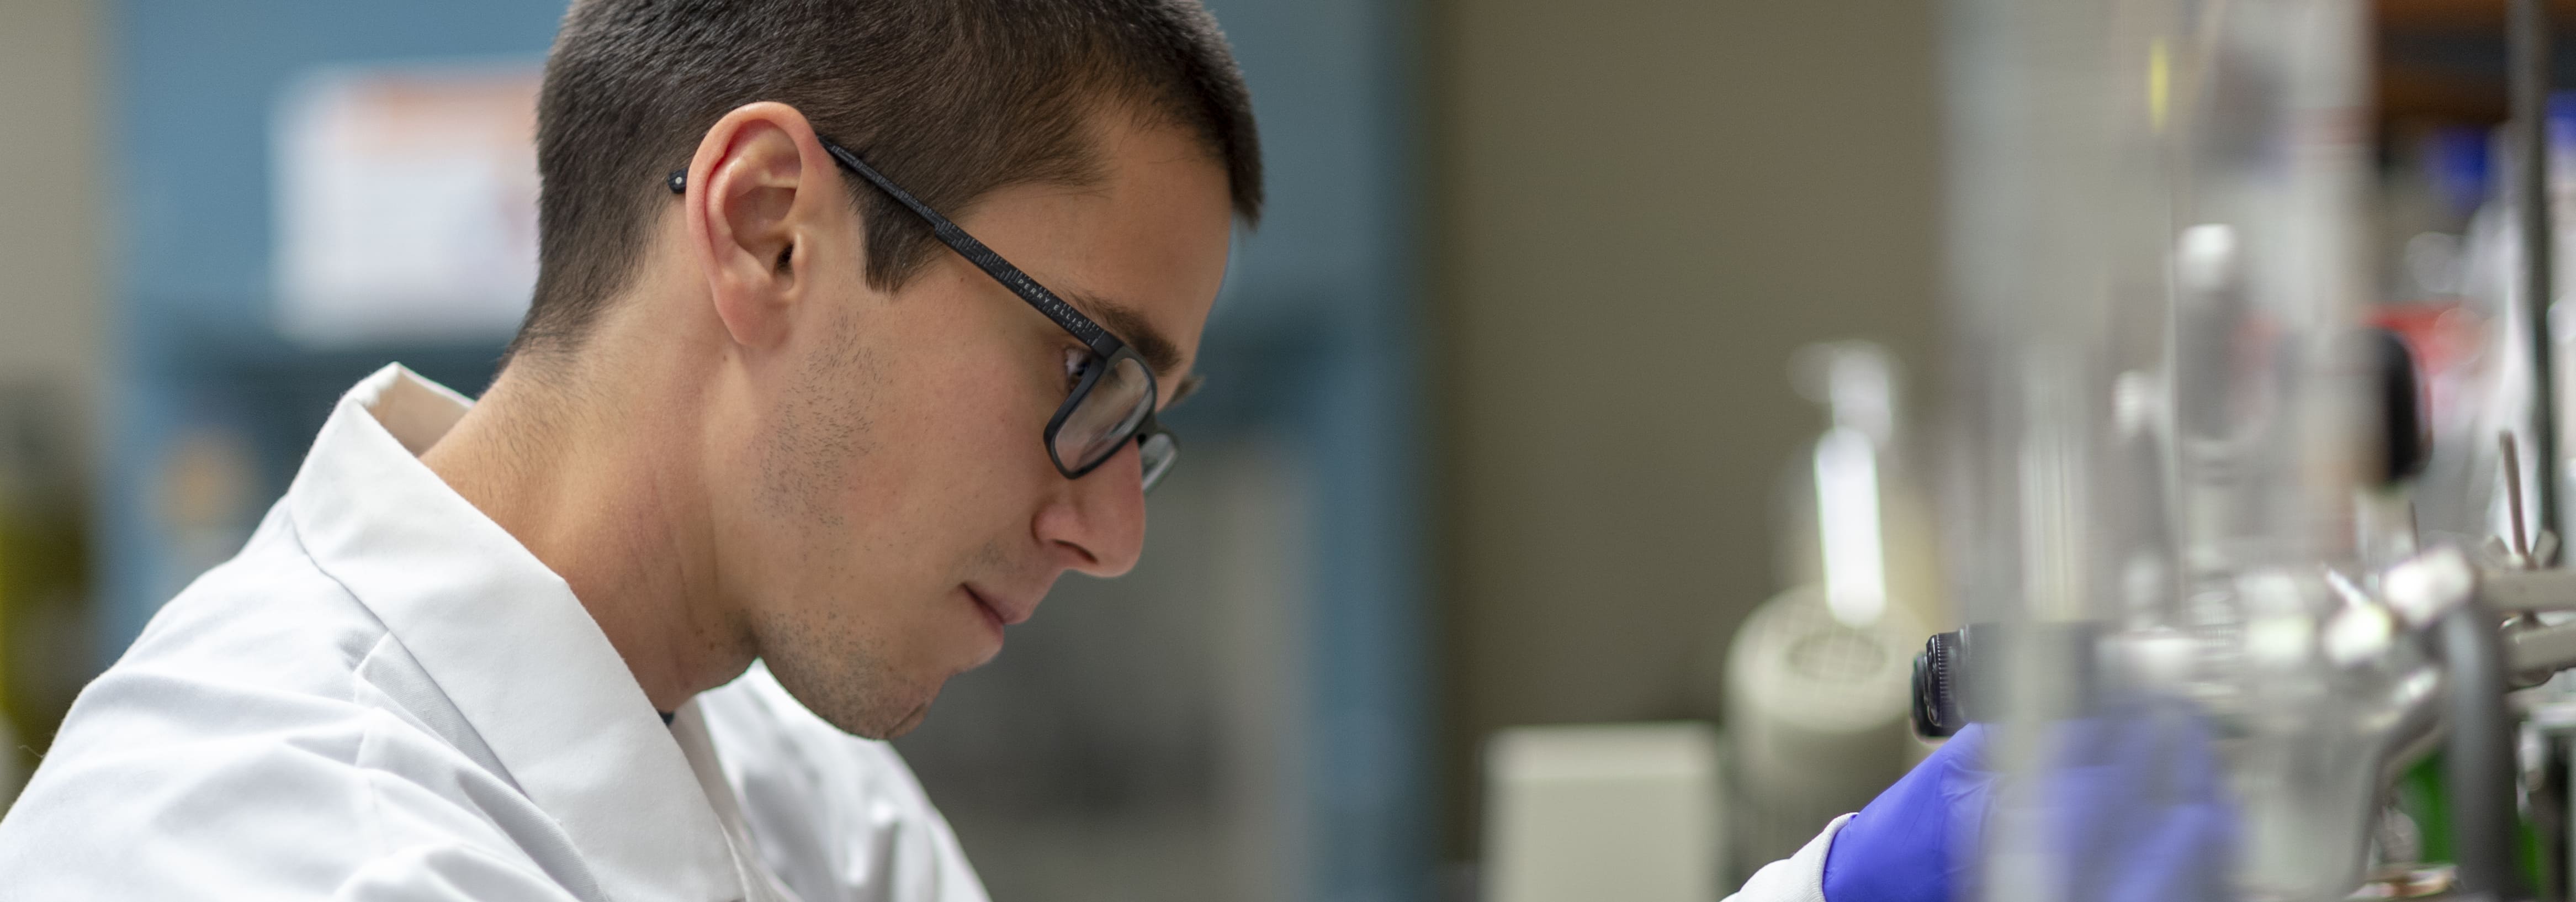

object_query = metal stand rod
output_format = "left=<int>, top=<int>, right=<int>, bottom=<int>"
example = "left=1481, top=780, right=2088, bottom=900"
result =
left=2510, top=2, right=2562, bottom=895
left=2451, top=605, right=2531, bottom=900
left=2515, top=0, right=2560, bottom=552
left=2540, top=735, right=2572, bottom=902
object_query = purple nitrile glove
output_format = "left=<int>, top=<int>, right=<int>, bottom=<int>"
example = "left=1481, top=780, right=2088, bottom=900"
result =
left=1820, top=708, right=2237, bottom=902
left=1820, top=724, right=1994, bottom=902
left=2040, top=706, right=2237, bottom=902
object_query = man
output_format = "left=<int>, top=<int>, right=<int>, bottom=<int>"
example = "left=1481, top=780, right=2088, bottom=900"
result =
left=0, top=0, right=2209, bottom=897
left=0, top=1, right=1254, bottom=899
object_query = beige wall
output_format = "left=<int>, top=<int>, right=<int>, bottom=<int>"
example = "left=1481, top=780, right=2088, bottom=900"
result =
left=0, top=0, right=105, bottom=452
left=1430, top=0, right=1944, bottom=856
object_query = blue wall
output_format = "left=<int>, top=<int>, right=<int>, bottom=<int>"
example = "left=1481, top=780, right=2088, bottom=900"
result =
left=105, top=1, right=1430, bottom=898
left=1200, top=0, right=1432, bottom=896
left=104, top=0, right=567, bottom=649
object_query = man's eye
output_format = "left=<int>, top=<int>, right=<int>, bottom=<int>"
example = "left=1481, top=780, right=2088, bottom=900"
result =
left=1062, top=348, right=1090, bottom=391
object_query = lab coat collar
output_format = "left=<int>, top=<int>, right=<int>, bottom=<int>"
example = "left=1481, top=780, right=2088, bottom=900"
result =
left=284, top=364, right=744, bottom=902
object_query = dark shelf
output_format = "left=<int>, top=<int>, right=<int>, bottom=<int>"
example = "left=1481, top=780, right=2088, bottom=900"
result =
left=2379, top=0, right=2576, bottom=126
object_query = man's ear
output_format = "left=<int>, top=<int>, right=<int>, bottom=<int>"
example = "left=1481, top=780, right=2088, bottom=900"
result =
left=680, top=102, right=849, bottom=352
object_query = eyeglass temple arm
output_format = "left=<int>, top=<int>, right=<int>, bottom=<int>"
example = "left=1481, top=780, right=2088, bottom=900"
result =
left=666, top=145, right=1120, bottom=352
left=815, top=141, right=1116, bottom=351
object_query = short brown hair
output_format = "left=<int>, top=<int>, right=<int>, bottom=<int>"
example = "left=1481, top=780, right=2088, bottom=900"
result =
left=510, top=0, right=1263, bottom=362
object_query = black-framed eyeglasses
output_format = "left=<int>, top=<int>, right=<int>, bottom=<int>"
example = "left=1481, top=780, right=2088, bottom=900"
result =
left=669, top=139, right=1177, bottom=493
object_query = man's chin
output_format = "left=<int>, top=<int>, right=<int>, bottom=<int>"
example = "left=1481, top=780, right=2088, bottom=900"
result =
left=813, top=679, right=940, bottom=740
left=761, top=650, right=946, bottom=739
left=862, top=700, right=935, bottom=740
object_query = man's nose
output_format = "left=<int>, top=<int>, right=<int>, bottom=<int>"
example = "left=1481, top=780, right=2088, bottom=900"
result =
left=1034, top=440, right=1148, bottom=577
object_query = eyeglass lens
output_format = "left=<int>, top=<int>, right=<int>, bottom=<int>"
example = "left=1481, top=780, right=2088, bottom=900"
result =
left=1054, top=355, right=1157, bottom=473
left=1137, top=432, right=1177, bottom=492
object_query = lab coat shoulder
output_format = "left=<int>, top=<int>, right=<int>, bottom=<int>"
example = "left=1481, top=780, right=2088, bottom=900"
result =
left=699, top=663, right=990, bottom=902
left=0, top=507, right=586, bottom=901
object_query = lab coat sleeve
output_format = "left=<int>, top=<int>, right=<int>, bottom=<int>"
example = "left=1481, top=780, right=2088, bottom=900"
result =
left=0, top=632, right=588, bottom=902
left=1721, top=814, right=1850, bottom=902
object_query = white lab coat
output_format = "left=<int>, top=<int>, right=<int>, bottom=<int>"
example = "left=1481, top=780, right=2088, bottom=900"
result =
left=0, top=365, right=989, bottom=902
left=1720, top=815, right=1847, bottom=902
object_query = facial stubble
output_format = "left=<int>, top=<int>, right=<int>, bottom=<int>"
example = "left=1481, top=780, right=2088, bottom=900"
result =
left=747, top=307, right=940, bottom=740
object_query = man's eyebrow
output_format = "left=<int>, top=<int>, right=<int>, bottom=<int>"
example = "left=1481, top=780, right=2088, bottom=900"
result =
left=1064, top=290, right=1184, bottom=377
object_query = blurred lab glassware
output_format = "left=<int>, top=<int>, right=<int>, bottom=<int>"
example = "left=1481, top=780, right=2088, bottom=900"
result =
left=1715, top=340, right=1941, bottom=876
left=1942, top=0, right=2389, bottom=898
left=1777, top=340, right=1947, bottom=634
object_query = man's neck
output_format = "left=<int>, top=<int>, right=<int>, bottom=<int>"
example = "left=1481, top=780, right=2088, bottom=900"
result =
left=418, top=359, right=752, bottom=713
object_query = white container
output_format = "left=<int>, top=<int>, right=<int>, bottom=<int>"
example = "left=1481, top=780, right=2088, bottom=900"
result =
left=1482, top=722, right=1723, bottom=902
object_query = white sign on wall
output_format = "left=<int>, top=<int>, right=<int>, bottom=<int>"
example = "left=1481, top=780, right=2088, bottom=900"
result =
left=273, top=62, right=542, bottom=346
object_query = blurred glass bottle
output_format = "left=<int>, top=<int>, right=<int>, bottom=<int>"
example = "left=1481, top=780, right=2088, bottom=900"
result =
left=1772, top=340, right=1948, bottom=635
left=1716, top=340, right=1942, bottom=875
left=2373, top=125, right=2493, bottom=548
